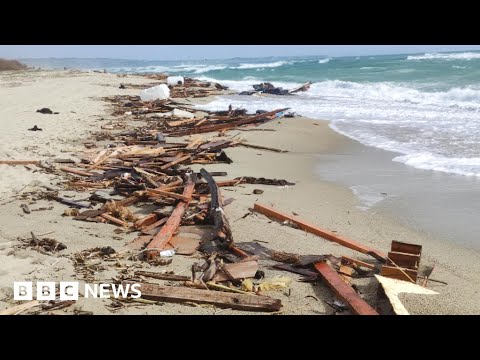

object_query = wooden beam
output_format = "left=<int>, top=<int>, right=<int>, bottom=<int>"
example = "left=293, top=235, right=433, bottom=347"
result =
left=125, top=282, right=282, bottom=312
left=160, top=155, right=191, bottom=170
left=59, top=167, right=95, bottom=177
left=134, top=213, right=158, bottom=229
left=253, top=203, right=386, bottom=262
left=145, top=177, right=195, bottom=259
left=341, top=256, right=376, bottom=270
left=314, top=262, right=378, bottom=315
left=0, top=160, right=41, bottom=165
left=147, top=189, right=191, bottom=202
left=100, top=213, right=129, bottom=227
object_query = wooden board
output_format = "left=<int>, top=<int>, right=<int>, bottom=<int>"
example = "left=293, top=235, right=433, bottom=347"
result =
left=125, top=282, right=281, bottom=312
left=387, top=252, right=420, bottom=269
left=169, top=236, right=200, bottom=255
left=254, top=203, right=386, bottom=262
left=391, top=241, right=422, bottom=256
left=213, top=261, right=258, bottom=282
left=314, top=262, right=378, bottom=315
left=145, top=178, right=195, bottom=259
left=341, top=256, right=376, bottom=270
left=380, top=266, right=418, bottom=282
left=134, top=213, right=158, bottom=229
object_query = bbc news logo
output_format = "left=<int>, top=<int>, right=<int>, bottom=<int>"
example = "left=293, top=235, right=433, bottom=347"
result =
left=14, top=282, right=141, bottom=300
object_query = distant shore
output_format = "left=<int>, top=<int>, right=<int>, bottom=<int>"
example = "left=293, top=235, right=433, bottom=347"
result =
left=0, top=69, right=479, bottom=314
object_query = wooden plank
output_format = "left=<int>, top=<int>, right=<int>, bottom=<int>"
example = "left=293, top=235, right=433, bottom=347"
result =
left=0, top=300, right=41, bottom=315
left=239, top=142, right=287, bottom=153
left=380, top=266, right=418, bottom=282
left=254, top=203, right=386, bottom=262
left=272, top=264, right=319, bottom=279
left=169, top=236, right=200, bottom=255
left=141, top=217, right=168, bottom=232
left=341, top=256, right=376, bottom=270
left=387, top=252, right=420, bottom=269
left=59, top=167, right=95, bottom=177
left=160, top=155, right=191, bottom=170
left=147, top=189, right=191, bottom=202
left=0, top=160, right=40, bottom=165
left=134, top=213, right=158, bottom=229
left=145, top=177, right=195, bottom=259
left=125, top=282, right=282, bottom=312
left=339, top=264, right=354, bottom=284
left=100, top=213, right=129, bottom=227
left=391, top=241, right=422, bottom=256
left=213, top=261, right=258, bottom=282
left=134, top=271, right=190, bottom=282
left=314, top=262, right=378, bottom=315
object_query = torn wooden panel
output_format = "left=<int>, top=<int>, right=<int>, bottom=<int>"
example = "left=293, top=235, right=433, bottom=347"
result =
left=380, top=266, right=418, bottom=282
left=375, top=275, right=438, bottom=315
left=124, top=282, right=282, bottom=312
left=391, top=240, right=422, bottom=256
left=314, top=262, right=378, bottom=315
left=213, top=261, right=258, bottom=282
left=253, top=203, right=386, bottom=262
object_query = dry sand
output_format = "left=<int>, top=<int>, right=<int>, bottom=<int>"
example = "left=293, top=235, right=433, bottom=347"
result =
left=0, top=70, right=479, bottom=315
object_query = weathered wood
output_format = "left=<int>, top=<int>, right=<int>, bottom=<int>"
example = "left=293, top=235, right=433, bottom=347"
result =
left=391, top=241, right=422, bottom=256
left=238, top=142, right=287, bottom=153
left=213, top=261, right=258, bottom=282
left=314, top=262, right=378, bottom=315
left=134, top=213, right=158, bottom=229
left=0, top=300, right=41, bottom=315
left=134, top=271, right=190, bottom=282
left=160, top=155, right=191, bottom=170
left=200, top=168, right=233, bottom=244
left=380, top=266, right=418, bottom=282
left=341, top=256, right=376, bottom=270
left=0, top=160, right=41, bottom=165
left=387, top=252, right=420, bottom=269
left=339, top=264, right=354, bottom=284
left=169, top=236, right=200, bottom=255
left=59, top=167, right=95, bottom=177
left=145, top=177, right=195, bottom=259
left=101, top=213, right=129, bottom=227
left=125, top=282, right=282, bottom=312
left=147, top=189, right=191, bottom=201
left=141, top=217, right=168, bottom=232
left=272, top=264, right=319, bottom=279
left=253, top=203, right=386, bottom=262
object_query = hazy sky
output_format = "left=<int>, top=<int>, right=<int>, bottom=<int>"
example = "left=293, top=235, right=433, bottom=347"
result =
left=1, top=45, right=480, bottom=60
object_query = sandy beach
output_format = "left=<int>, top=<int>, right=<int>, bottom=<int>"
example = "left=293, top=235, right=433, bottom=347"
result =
left=1, top=69, right=479, bottom=315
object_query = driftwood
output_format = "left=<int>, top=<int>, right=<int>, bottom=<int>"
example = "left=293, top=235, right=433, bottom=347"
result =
left=253, top=203, right=386, bottom=262
left=125, top=282, right=282, bottom=312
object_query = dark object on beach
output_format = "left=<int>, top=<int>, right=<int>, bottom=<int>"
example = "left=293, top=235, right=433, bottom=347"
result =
left=20, top=204, right=31, bottom=214
left=214, top=83, right=229, bottom=90
left=284, top=112, right=297, bottom=118
left=253, top=82, right=290, bottom=95
left=253, top=189, right=264, bottom=195
left=28, top=125, right=43, bottom=131
left=36, top=108, right=59, bottom=114
left=236, top=177, right=295, bottom=186
left=239, top=91, right=257, bottom=96
left=0, top=58, right=28, bottom=71
left=119, top=84, right=126, bottom=89
left=256, top=110, right=268, bottom=114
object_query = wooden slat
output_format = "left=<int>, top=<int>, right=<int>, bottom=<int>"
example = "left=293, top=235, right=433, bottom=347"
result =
left=59, top=167, right=95, bottom=177
left=147, top=189, right=191, bottom=202
left=314, top=262, right=378, bottom=315
left=380, top=266, right=418, bottom=282
left=213, top=261, right=258, bottom=282
left=160, top=155, right=191, bottom=170
left=141, top=217, right=168, bottom=232
left=254, top=203, right=386, bottom=262
left=145, top=178, right=195, bottom=259
left=0, top=160, right=41, bottom=165
left=391, top=241, right=422, bottom=256
left=125, top=282, right=282, bottom=312
left=341, top=256, right=376, bottom=270
left=387, top=252, right=420, bottom=269
left=134, top=213, right=158, bottom=229
left=134, top=271, right=190, bottom=282
left=100, top=213, right=129, bottom=227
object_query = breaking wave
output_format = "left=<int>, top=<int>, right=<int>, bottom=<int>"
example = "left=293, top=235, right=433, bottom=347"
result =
left=407, top=52, right=480, bottom=61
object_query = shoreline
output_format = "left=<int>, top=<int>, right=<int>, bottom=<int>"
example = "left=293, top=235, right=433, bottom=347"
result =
left=0, top=70, right=479, bottom=314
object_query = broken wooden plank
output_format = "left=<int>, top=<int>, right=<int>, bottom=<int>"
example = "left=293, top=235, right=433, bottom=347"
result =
left=253, top=203, right=386, bottom=262
left=147, top=189, right=191, bottom=202
left=380, top=266, right=418, bottom=282
left=391, top=241, right=422, bottom=256
left=134, top=213, right=158, bottom=229
left=0, top=160, right=41, bottom=165
left=134, top=271, right=190, bottom=282
left=160, top=155, right=191, bottom=170
left=387, top=252, right=420, bottom=269
left=238, top=142, right=288, bottom=153
left=341, top=256, right=376, bottom=270
left=169, top=236, right=200, bottom=255
left=314, top=262, right=378, bottom=315
left=124, top=282, right=282, bottom=312
left=59, top=167, right=96, bottom=177
left=101, top=213, right=129, bottom=227
left=213, top=261, right=258, bottom=282
left=339, top=264, right=354, bottom=285
left=145, top=176, right=195, bottom=259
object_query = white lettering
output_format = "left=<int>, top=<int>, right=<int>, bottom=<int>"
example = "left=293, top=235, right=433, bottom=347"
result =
left=129, top=284, right=142, bottom=299
left=37, top=282, right=55, bottom=300
left=60, top=282, right=79, bottom=300
left=84, top=284, right=98, bottom=298
left=99, top=284, right=110, bottom=298
left=111, top=284, right=130, bottom=299
left=14, top=282, right=33, bottom=300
